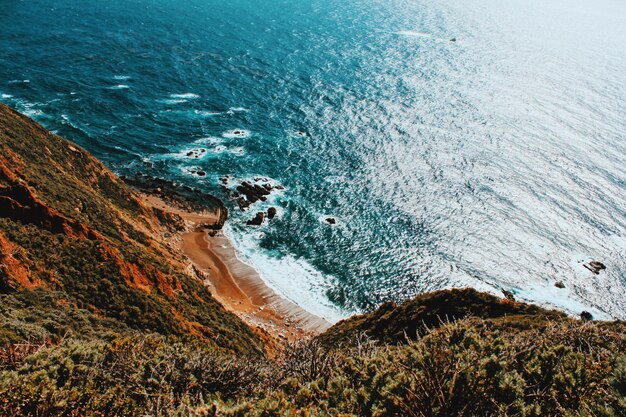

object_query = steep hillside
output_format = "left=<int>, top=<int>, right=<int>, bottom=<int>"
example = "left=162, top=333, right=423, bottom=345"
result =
left=0, top=105, right=624, bottom=416
left=0, top=103, right=260, bottom=353
left=319, top=288, right=567, bottom=346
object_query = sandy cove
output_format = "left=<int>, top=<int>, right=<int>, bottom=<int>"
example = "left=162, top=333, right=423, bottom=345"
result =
left=141, top=194, right=331, bottom=344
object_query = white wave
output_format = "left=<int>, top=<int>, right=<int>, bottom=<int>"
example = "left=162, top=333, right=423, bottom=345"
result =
left=229, top=107, right=249, bottom=112
left=170, top=93, right=200, bottom=99
left=113, top=75, right=131, bottom=80
left=160, top=99, right=188, bottom=104
left=23, top=109, right=43, bottom=117
left=222, top=129, right=251, bottom=138
left=193, top=136, right=223, bottom=145
left=224, top=223, right=349, bottom=323
left=108, top=84, right=130, bottom=90
left=229, top=146, right=245, bottom=155
left=194, top=109, right=221, bottom=117
left=1, top=94, right=13, bottom=99
left=514, top=283, right=610, bottom=320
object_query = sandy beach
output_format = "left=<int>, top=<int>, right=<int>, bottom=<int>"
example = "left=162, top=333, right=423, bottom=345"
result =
left=141, top=194, right=331, bottom=345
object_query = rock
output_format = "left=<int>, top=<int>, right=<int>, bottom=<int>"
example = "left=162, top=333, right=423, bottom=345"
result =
left=219, top=177, right=228, bottom=185
left=554, top=281, right=565, bottom=289
left=196, top=171, right=206, bottom=177
left=501, top=289, right=515, bottom=301
left=325, top=217, right=336, bottom=225
left=267, top=207, right=277, bottom=219
left=583, top=261, right=606, bottom=275
left=236, top=181, right=272, bottom=209
left=450, top=38, right=457, bottom=42
left=187, top=151, right=194, bottom=157
left=246, top=212, right=265, bottom=226
left=580, top=311, right=593, bottom=321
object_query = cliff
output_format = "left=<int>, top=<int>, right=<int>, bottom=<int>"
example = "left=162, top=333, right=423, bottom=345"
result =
left=0, top=103, right=260, bottom=354
left=0, top=104, right=624, bottom=416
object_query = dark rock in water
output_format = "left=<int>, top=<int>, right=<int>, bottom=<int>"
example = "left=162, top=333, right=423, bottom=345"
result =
left=450, top=38, right=457, bottom=42
left=554, top=281, right=565, bottom=289
left=501, top=289, right=515, bottom=301
left=186, top=151, right=194, bottom=157
left=236, top=181, right=272, bottom=209
left=196, top=171, right=206, bottom=177
left=325, top=217, right=336, bottom=225
left=583, top=260, right=606, bottom=275
left=580, top=311, right=593, bottom=321
left=246, top=212, right=265, bottom=226
left=219, top=177, right=229, bottom=185
left=267, top=207, right=277, bottom=219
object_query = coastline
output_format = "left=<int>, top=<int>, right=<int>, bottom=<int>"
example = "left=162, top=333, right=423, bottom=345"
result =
left=140, top=193, right=332, bottom=344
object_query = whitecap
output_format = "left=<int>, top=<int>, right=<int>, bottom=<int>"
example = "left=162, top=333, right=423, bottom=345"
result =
left=193, top=136, right=222, bottom=145
left=108, top=84, right=130, bottom=90
left=229, top=146, right=245, bottom=155
left=113, top=75, right=131, bottom=80
left=1, top=94, right=12, bottom=99
left=170, top=93, right=199, bottom=99
left=194, top=109, right=221, bottom=117
left=23, top=109, right=43, bottom=117
left=160, top=99, right=188, bottom=104
left=222, top=129, right=251, bottom=138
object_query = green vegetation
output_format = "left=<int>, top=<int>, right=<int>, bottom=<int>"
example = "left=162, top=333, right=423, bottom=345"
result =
left=1, top=104, right=624, bottom=416
left=0, top=103, right=261, bottom=354
left=1, top=313, right=624, bottom=416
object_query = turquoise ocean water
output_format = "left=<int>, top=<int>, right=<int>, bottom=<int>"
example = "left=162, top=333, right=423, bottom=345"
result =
left=1, top=0, right=625, bottom=321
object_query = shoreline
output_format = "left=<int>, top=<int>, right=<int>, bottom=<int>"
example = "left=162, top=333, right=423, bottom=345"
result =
left=140, top=193, right=331, bottom=344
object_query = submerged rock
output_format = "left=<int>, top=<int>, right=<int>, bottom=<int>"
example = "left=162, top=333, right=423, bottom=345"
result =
left=246, top=212, right=265, bottom=226
left=583, top=261, right=606, bottom=275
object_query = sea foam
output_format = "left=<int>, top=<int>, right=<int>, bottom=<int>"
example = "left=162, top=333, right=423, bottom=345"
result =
left=224, top=223, right=348, bottom=323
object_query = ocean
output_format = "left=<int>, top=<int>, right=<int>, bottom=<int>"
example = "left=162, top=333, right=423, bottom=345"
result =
left=1, top=0, right=625, bottom=321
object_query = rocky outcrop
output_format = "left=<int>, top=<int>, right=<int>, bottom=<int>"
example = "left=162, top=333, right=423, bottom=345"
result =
left=501, top=289, right=515, bottom=301
left=267, top=207, right=277, bottom=219
left=580, top=311, right=593, bottom=321
left=236, top=181, right=271, bottom=209
left=583, top=261, right=606, bottom=275
left=222, top=179, right=284, bottom=211
left=0, top=182, right=101, bottom=240
left=246, top=212, right=265, bottom=226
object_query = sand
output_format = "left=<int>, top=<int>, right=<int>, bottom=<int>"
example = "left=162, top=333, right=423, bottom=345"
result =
left=141, top=194, right=331, bottom=343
